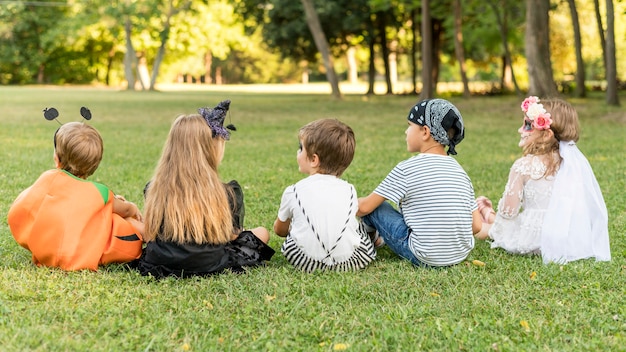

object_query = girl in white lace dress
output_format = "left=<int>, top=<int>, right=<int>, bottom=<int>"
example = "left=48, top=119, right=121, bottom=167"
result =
left=475, top=97, right=610, bottom=264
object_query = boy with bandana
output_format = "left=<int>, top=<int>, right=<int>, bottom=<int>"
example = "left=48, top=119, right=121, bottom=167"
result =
left=358, top=99, right=482, bottom=267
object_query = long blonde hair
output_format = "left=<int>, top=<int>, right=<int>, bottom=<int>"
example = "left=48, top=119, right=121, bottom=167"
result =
left=522, top=98, right=580, bottom=177
left=143, top=114, right=233, bottom=245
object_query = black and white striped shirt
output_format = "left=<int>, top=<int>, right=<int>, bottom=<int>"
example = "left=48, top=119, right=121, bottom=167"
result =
left=374, top=154, right=477, bottom=266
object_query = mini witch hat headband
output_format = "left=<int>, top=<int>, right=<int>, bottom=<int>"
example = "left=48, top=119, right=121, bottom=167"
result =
left=198, top=99, right=236, bottom=140
left=44, top=106, right=93, bottom=148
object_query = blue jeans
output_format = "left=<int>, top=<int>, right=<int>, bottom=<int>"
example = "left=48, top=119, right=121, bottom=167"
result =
left=362, top=202, right=426, bottom=267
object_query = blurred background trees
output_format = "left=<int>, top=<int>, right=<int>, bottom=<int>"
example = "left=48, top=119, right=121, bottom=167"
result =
left=0, top=0, right=623, bottom=104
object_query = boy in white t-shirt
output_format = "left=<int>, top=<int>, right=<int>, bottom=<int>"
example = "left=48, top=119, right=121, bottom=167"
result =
left=358, top=99, right=482, bottom=267
left=274, top=119, right=376, bottom=272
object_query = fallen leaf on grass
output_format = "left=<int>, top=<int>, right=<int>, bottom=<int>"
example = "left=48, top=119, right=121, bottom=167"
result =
left=265, top=295, right=276, bottom=302
left=333, top=343, right=349, bottom=351
left=430, top=292, right=440, bottom=297
left=520, top=320, right=530, bottom=332
left=472, top=260, right=486, bottom=267
left=529, top=271, right=537, bottom=280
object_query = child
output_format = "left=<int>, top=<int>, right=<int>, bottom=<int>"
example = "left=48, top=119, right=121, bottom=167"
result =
left=358, top=99, right=481, bottom=267
left=475, top=96, right=610, bottom=264
left=134, top=100, right=274, bottom=279
left=8, top=121, right=144, bottom=271
left=274, top=119, right=376, bottom=272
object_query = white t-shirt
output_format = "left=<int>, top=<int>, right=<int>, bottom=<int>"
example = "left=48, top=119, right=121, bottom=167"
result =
left=374, top=154, right=476, bottom=266
left=277, top=174, right=363, bottom=265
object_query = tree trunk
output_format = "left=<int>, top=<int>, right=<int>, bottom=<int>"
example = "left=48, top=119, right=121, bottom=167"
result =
left=487, top=0, right=521, bottom=95
left=377, top=12, right=393, bottom=95
left=37, top=62, right=44, bottom=84
left=420, top=0, right=434, bottom=99
left=137, top=55, right=149, bottom=90
left=367, top=14, right=376, bottom=95
left=123, top=17, right=137, bottom=91
left=453, top=0, right=470, bottom=97
left=566, top=0, right=586, bottom=98
left=215, top=67, right=223, bottom=85
left=389, top=38, right=398, bottom=90
left=431, top=19, right=443, bottom=94
left=525, top=0, right=558, bottom=97
left=300, top=0, right=342, bottom=99
left=204, top=51, right=212, bottom=84
left=411, top=8, right=418, bottom=94
left=150, top=33, right=167, bottom=90
left=347, top=46, right=358, bottom=84
left=605, top=0, right=619, bottom=105
left=593, top=0, right=607, bottom=71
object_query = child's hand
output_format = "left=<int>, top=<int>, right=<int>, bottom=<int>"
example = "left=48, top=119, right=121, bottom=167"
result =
left=113, top=195, right=143, bottom=222
left=476, top=196, right=495, bottom=223
left=128, top=202, right=143, bottom=222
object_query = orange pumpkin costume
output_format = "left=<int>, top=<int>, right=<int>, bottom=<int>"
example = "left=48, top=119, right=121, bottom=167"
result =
left=8, top=169, right=143, bottom=271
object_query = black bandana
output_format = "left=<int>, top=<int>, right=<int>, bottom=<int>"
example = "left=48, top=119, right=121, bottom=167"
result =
left=407, top=99, right=465, bottom=155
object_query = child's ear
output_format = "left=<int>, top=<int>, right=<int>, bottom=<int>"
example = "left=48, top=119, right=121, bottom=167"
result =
left=422, top=125, right=432, bottom=140
left=310, top=153, right=320, bottom=167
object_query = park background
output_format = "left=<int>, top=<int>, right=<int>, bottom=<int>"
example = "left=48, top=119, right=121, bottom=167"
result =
left=1, top=0, right=626, bottom=351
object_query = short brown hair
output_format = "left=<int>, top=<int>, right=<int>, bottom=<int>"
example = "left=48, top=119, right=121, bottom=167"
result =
left=54, top=122, right=103, bottom=178
left=299, top=119, right=355, bottom=177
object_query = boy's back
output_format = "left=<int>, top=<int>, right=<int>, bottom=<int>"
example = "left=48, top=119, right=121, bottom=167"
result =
left=375, top=154, right=475, bottom=266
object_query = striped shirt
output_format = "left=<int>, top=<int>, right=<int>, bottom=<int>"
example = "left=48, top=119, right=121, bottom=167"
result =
left=374, top=154, right=476, bottom=266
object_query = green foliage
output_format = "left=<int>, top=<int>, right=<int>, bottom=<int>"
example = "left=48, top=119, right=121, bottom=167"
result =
left=3, top=1, right=626, bottom=89
left=0, top=87, right=625, bottom=351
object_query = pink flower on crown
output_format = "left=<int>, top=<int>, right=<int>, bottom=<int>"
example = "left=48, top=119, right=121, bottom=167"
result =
left=533, top=113, right=552, bottom=130
left=520, top=96, right=552, bottom=131
left=521, top=96, right=539, bottom=113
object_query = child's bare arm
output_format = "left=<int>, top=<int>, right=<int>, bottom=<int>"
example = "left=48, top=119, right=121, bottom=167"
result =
left=113, top=195, right=143, bottom=222
left=273, top=217, right=290, bottom=237
left=357, top=193, right=386, bottom=217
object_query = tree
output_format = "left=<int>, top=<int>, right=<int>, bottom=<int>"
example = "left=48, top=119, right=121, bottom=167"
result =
left=420, top=0, right=434, bottom=99
left=149, top=0, right=192, bottom=90
left=592, top=0, right=607, bottom=76
left=525, top=0, right=558, bottom=97
left=485, top=0, right=522, bottom=95
left=605, top=0, right=619, bottom=105
left=0, top=2, right=72, bottom=84
left=375, top=10, right=393, bottom=94
left=453, top=0, right=470, bottom=97
left=300, top=0, right=342, bottom=99
left=566, top=0, right=586, bottom=98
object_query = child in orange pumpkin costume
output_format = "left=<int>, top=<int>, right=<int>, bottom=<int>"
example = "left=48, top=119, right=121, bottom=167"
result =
left=8, top=121, right=144, bottom=271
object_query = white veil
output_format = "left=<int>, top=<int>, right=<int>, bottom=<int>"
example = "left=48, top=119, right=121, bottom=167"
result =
left=540, top=141, right=611, bottom=264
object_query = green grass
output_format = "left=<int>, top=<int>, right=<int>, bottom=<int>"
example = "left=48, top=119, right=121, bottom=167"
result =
left=1, top=86, right=625, bottom=351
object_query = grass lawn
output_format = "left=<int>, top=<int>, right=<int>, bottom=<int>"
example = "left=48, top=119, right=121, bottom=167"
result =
left=0, top=85, right=624, bottom=351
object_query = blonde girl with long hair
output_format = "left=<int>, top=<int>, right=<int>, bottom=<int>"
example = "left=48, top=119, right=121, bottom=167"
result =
left=135, top=100, right=274, bottom=278
left=475, top=97, right=610, bottom=264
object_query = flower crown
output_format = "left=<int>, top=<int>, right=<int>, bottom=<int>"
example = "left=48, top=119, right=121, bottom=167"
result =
left=520, top=96, right=552, bottom=130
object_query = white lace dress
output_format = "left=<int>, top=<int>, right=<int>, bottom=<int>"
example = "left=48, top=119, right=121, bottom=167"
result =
left=489, top=154, right=555, bottom=255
